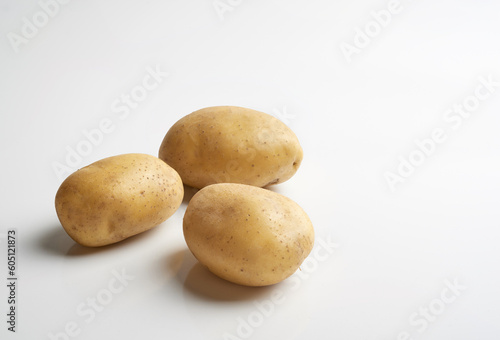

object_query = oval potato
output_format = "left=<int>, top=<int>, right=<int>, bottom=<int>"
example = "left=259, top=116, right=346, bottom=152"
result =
left=183, top=183, right=314, bottom=286
left=158, top=106, right=303, bottom=189
left=55, top=153, right=184, bottom=247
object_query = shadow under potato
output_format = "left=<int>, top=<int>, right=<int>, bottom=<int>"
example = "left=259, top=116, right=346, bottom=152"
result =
left=182, top=260, right=275, bottom=302
left=182, top=184, right=199, bottom=205
left=64, top=224, right=162, bottom=257
left=37, top=221, right=163, bottom=257
left=181, top=183, right=284, bottom=205
left=37, top=224, right=75, bottom=256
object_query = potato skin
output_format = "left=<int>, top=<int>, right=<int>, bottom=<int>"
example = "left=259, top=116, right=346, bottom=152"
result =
left=158, top=106, right=303, bottom=189
left=55, top=153, right=184, bottom=247
left=183, top=183, right=314, bottom=286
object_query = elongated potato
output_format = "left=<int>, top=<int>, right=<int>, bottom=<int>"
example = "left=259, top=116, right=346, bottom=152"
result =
left=55, top=153, right=183, bottom=247
left=183, top=183, right=314, bottom=286
left=158, top=106, right=303, bottom=189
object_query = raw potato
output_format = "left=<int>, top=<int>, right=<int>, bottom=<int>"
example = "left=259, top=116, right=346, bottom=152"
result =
left=183, top=183, right=314, bottom=286
left=158, top=106, right=303, bottom=189
left=55, top=153, right=184, bottom=247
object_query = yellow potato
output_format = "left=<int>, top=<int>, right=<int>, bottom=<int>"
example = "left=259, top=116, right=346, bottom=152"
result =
left=55, top=153, right=183, bottom=247
left=183, top=183, right=314, bottom=286
left=158, top=106, right=303, bottom=189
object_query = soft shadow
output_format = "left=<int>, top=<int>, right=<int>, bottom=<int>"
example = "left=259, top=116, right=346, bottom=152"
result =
left=182, top=261, right=275, bottom=302
left=38, top=225, right=76, bottom=256
left=182, top=184, right=284, bottom=203
left=265, top=185, right=286, bottom=194
left=169, top=249, right=274, bottom=301
left=182, top=184, right=199, bottom=205
left=166, top=248, right=192, bottom=277
left=37, top=220, right=165, bottom=257
left=64, top=224, right=161, bottom=257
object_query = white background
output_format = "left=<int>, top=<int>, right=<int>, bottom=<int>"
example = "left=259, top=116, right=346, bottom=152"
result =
left=1, top=0, right=500, bottom=339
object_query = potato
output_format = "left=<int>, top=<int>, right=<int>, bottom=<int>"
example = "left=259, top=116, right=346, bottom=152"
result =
left=183, top=183, right=314, bottom=286
left=158, top=106, right=303, bottom=189
left=55, top=153, right=183, bottom=247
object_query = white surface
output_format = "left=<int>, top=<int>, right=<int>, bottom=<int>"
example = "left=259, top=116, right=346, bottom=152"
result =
left=1, top=0, right=500, bottom=339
